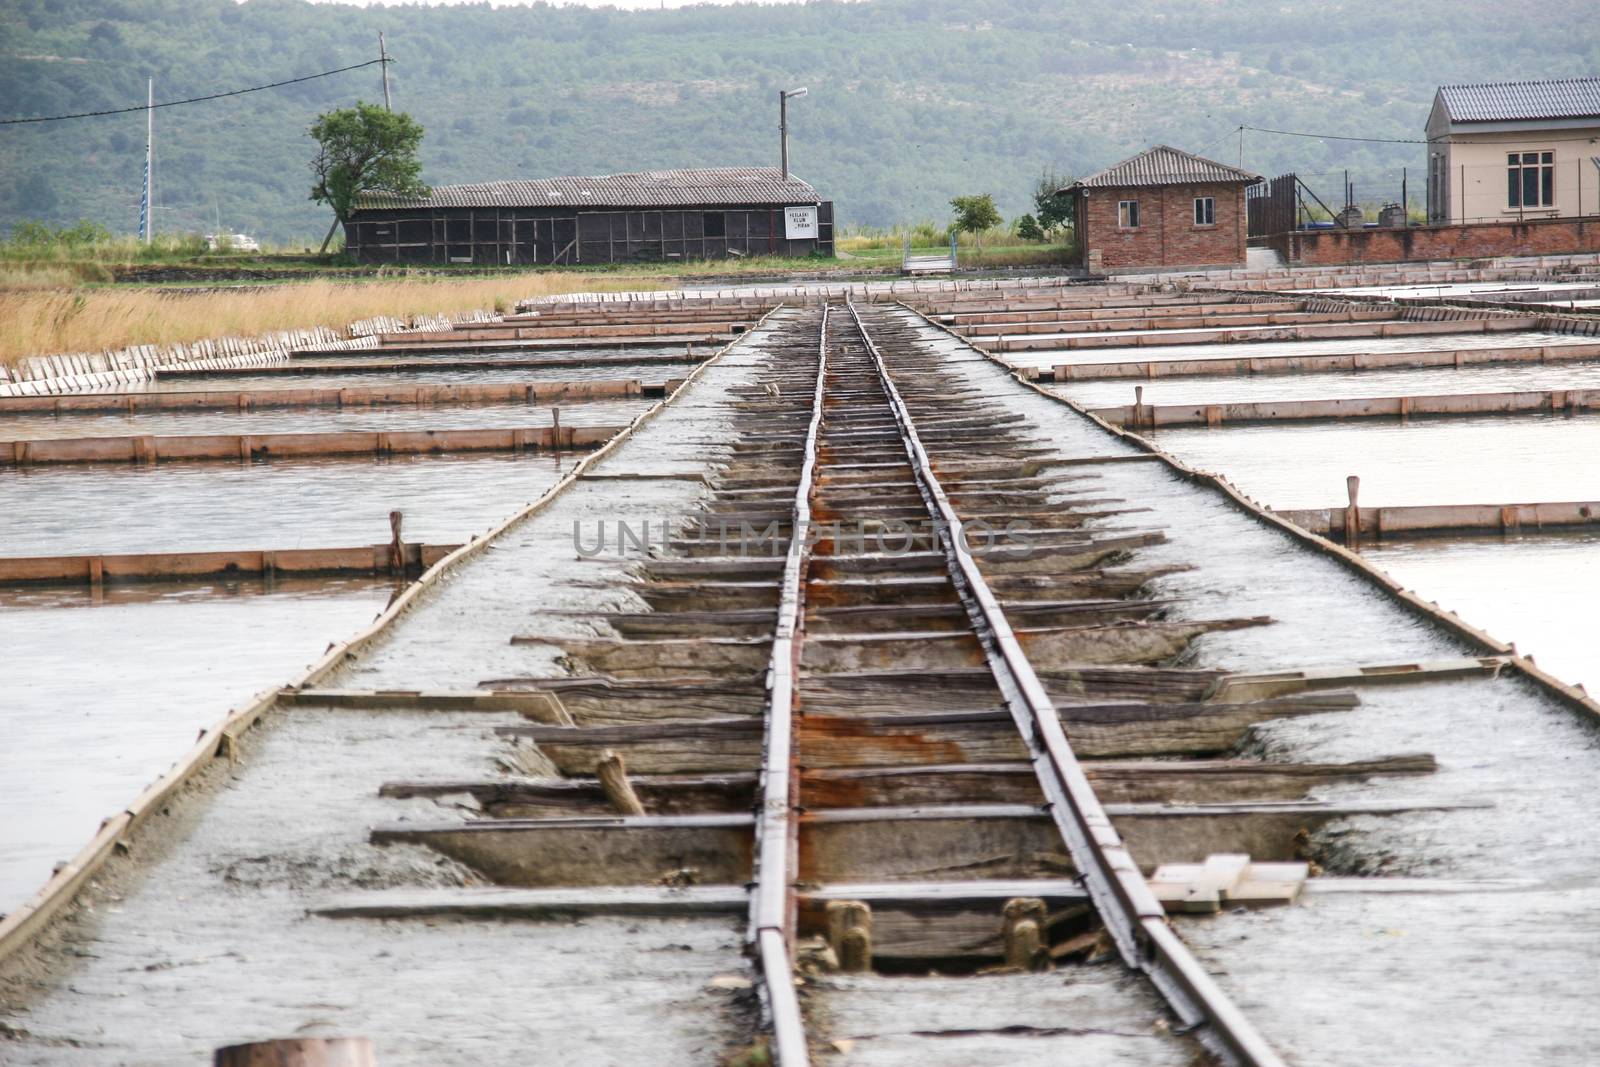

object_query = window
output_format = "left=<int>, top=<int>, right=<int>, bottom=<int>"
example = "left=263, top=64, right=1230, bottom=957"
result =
left=1193, top=196, right=1216, bottom=226
left=702, top=212, right=727, bottom=238
left=1118, top=200, right=1139, bottom=228
left=1507, top=151, right=1555, bottom=209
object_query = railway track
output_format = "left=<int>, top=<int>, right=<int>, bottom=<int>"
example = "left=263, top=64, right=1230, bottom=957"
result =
left=336, top=302, right=1451, bottom=1064
left=10, top=288, right=1521, bottom=1065
left=747, top=301, right=1278, bottom=1064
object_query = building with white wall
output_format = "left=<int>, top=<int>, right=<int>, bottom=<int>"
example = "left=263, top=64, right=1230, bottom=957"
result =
left=1426, top=77, right=1600, bottom=224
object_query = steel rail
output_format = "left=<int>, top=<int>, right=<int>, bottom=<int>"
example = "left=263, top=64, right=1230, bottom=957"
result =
left=843, top=299, right=1284, bottom=1067
left=749, top=306, right=829, bottom=1066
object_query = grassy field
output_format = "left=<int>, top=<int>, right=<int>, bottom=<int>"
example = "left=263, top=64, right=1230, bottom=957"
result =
left=0, top=274, right=671, bottom=367
left=0, top=224, right=1073, bottom=366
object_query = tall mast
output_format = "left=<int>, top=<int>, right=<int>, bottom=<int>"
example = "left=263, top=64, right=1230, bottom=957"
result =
left=379, top=32, right=392, bottom=110
left=141, top=78, right=153, bottom=243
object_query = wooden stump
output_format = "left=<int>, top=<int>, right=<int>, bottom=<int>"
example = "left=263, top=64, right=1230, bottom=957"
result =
left=213, top=1037, right=375, bottom=1066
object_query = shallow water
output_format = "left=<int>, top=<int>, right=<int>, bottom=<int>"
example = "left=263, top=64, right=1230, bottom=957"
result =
left=0, top=451, right=577, bottom=555
left=1363, top=534, right=1600, bottom=689
left=1053, top=358, right=1600, bottom=409
left=899, top=306, right=1600, bottom=1064
left=0, top=313, right=793, bottom=1065
left=1143, top=413, right=1600, bottom=510
left=0, top=578, right=392, bottom=915
left=1002, top=329, right=1592, bottom=369
left=1, top=397, right=651, bottom=440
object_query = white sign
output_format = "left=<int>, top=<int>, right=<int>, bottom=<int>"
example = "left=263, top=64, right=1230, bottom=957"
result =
left=784, top=205, right=819, bottom=240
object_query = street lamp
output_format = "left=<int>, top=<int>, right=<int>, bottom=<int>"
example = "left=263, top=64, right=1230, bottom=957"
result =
left=779, top=86, right=808, bottom=180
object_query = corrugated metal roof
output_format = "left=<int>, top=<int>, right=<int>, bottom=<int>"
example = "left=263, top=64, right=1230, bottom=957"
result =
left=1066, top=145, right=1261, bottom=190
left=353, top=167, right=821, bottom=211
left=1437, top=77, right=1600, bottom=123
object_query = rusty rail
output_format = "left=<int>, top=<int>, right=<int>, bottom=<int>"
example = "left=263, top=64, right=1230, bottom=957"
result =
left=847, top=300, right=1283, bottom=1067
left=750, top=308, right=828, bottom=1066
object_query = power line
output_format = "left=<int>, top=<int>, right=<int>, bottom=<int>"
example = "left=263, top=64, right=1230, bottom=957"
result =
left=1241, top=123, right=1426, bottom=145
left=1242, top=122, right=1600, bottom=147
left=0, top=58, right=387, bottom=127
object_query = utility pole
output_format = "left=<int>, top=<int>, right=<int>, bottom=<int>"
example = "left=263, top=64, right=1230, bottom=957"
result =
left=379, top=32, right=392, bottom=111
left=140, top=77, right=153, bottom=244
left=779, top=86, right=807, bottom=179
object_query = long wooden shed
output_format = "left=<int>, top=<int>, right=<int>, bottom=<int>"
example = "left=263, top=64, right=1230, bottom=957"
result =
left=345, top=166, right=834, bottom=265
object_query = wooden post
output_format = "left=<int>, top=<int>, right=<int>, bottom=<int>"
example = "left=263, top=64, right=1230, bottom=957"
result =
left=1002, top=897, right=1050, bottom=972
left=595, top=749, right=646, bottom=816
left=388, top=510, right=405, bottom=575
left=1134, top=385, right=1145, bottom=429
left=825, top=900, right=872, bottom=973
left=1344, top=475, right=1361, bottom=547
left=213, top=1037, right=375, bottom=1066
left=550, top=407, right=562, bottom=453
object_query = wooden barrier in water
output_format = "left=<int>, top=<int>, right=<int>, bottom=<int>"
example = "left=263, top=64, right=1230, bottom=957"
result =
left=1096, top=387, right=1600, bottom=428
left=991, top=317, right=1528, bottom=353
left=1274, top=499, right=1600, bottom=542
left=0, top=543, right=460, bottom=585
left=503, top=307, right=774, bottom=327
left=935, top=299, right=1302, bottom=326
left=1, top=424, right=625, bottom=466
left=358, top=334, right=733, bottom=355
left=0, top=379, right=648, bottom=415
left=1037, top=341, right=1600, bottom=382
left=953, top=308, right=1401, bottom=337
left=177, top=354, right=699, bottom=378
left=389, top=321, right=751, bottom=342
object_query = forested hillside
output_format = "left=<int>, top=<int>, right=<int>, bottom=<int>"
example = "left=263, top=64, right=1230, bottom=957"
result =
left=1, top=0, right=1594, bottom=242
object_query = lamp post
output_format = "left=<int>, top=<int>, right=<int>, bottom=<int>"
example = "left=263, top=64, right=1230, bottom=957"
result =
left=779, top=86, right=808, bottom=180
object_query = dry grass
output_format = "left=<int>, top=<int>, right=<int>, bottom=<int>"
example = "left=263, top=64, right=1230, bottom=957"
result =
left=0, top=274, right=671, bottom=366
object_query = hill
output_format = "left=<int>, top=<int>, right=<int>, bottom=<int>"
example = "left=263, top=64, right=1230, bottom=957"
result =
left=1, top=0, right=1595, bottom=242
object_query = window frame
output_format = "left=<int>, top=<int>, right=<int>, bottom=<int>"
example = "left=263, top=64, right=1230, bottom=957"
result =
left=1117, top=199, right=1140, bottom=229
left=1193, top=196, right=1216, bottom=227
left=1507, top=150, right=1556, bottom=210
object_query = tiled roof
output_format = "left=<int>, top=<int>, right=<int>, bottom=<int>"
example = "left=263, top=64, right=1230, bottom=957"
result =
left=353, top=167, right=821, bottom=211
left=1437, top=77, right=1600, bottom=123
left=1065, top=145, right=1261, bottom=190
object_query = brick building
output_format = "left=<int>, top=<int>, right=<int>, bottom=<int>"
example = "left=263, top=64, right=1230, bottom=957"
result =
left=1062, top=146, right=1260, bottom=273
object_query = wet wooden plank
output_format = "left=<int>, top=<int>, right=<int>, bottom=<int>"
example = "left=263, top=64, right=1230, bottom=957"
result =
left=1040, top=341, right=1600, bottom=382
left=1096, top=388, right=1600, bottom=428
left=1, top=425, right=625, bottom=466
left=0, top=543, right=458, bottom=585
left=0, top=379, right=643, bottom=415
left=1277, top=500, right=1600, bottom=541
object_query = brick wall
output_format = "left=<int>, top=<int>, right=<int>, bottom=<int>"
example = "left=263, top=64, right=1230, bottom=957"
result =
left=1288, top=217, right=1600, bottom=266
left=1078, top=182, right=1248, bottom=271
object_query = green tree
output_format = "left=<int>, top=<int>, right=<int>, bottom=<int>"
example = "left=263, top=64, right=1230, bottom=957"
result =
left=1031, top=167, right=1074, bottom=238
left=949, top=193, right=1001, bottom=249
left=309, top=103, right=428, bottom=254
